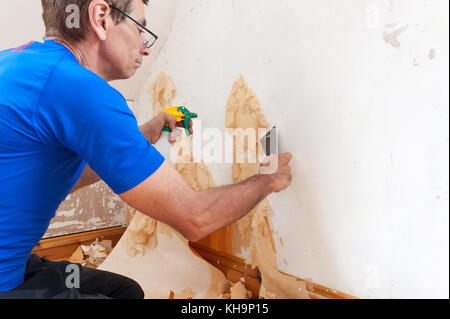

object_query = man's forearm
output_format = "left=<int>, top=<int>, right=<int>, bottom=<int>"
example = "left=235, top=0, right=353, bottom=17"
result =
left=118, top=154, right=291, bottom=242
left=139, top=121, right=153, bottom=142
left=192, top=174, right=273, bottom=239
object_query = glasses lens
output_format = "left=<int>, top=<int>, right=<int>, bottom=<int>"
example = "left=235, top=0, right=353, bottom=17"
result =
left=144, top=33, right=157, bottom=48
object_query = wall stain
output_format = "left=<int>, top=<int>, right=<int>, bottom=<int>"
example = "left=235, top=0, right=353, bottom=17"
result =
left=383, top=25, right=408, bottom=48
left=429, top=49, right=436, bottom=60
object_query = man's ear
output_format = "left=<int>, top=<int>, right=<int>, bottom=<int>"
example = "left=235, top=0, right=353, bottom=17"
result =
left=88, top=0, right=111, bottom=41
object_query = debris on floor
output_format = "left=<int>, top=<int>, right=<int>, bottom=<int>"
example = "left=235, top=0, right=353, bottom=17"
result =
left=217, top=278, right=252, bottom=299
left=68, top=245, right=84, bottom=264
left=69, top=239, right=113, bottom=268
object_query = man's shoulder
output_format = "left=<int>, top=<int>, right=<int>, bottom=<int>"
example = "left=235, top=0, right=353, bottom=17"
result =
left=61, top=61, right=124, bottom=95
left=0, top=41, right=72, bottom=110
left=40, top=59, right=129, bottom=125
left=0, top=40, right=123, bottom=103
left=52, top=56, right=109, bottom=90
left=47, top=57, right=126, bottom=109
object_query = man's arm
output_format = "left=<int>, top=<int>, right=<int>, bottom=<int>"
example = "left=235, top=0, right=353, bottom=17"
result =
left=119, top=154, right=293, bottom=242
left=71, top=164, right=101, bottom=194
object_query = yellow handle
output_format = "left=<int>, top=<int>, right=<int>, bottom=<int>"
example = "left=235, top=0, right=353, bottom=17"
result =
left=163, top=107, right=185, bottom=122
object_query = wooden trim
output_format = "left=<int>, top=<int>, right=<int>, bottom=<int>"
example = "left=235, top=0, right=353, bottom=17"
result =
left=193, top=225, right=234, bottom=255
left=189, top=242, right=357, bottom=299
left=32, top=226, right=126, bottom=261
left=304, top=279, right=358, bottom=300
left=190, top=242, right=262, bottom=298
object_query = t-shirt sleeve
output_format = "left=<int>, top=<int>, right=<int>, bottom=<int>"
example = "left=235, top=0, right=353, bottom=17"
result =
left=34, top=63, right=165, bottom=194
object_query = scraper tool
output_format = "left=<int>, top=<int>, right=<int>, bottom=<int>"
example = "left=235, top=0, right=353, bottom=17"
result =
left=260, top=126, right=278, bottom=157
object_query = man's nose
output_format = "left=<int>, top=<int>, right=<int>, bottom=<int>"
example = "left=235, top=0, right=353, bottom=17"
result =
left=141, top=47, right=151, bottom=56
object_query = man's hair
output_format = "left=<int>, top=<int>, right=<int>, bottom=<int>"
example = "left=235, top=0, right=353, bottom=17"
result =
left=41, top=0, right=149, bottom=42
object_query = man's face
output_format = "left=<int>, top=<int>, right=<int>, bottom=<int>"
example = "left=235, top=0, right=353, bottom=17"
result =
left=103, top=0, right=150, bottom=80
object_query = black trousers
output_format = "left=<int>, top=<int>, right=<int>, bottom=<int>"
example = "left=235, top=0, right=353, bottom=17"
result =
left=0, top=254, right=144, bottom=299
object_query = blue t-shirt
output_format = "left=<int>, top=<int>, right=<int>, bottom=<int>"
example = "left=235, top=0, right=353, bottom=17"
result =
left=0, top=40, right=164, bottom=291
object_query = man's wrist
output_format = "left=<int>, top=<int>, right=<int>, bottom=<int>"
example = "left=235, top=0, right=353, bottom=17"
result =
left=140, top=118, right=161, bottom=142
left=139, top=121, right=151, bottom=141
left=252, top=173, right=275, bottom=198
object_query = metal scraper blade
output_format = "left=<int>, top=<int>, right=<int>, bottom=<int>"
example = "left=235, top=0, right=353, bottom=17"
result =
left=260, top=126, right=278, bottom=157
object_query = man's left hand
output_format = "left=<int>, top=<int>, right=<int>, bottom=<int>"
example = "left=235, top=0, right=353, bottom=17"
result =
left=141, top=112, right=194, bottom=144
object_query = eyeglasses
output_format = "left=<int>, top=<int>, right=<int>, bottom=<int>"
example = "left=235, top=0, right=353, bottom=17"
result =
left=109, top=4, right=158, bottom=49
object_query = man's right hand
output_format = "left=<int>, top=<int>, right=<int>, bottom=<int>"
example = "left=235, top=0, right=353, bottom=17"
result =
left=262, top=153, right=293, bottom=193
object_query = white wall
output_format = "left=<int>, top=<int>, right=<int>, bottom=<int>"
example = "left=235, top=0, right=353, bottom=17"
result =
left=135, top=0, right=449, bottom=298
left=0, top=0, right=44, bottom=50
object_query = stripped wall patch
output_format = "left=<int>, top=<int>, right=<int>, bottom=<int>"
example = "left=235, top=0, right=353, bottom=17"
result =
left=226, top=75, right=309, bottom=299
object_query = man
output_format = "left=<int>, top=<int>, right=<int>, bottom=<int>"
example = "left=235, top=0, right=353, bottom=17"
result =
left=0, top=0, right=293, bottom=298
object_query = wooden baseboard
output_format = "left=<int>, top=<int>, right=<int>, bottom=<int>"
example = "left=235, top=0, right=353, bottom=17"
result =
left=32, top=227, right=356, bottom=299
left=32, top=226, right=126, bottom=261
left=189, top=242, right=357, bottom=299
left=189, top=242, right=262, bottom=298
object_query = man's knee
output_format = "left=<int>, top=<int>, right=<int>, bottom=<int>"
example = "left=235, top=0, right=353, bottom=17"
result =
left=115, top=277, right=144, bottom=299
left=93, top=271, right=144, bottom=299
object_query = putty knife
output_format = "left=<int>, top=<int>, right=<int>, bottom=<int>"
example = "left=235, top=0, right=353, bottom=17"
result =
left=260, top=126, right=278, bottom=157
